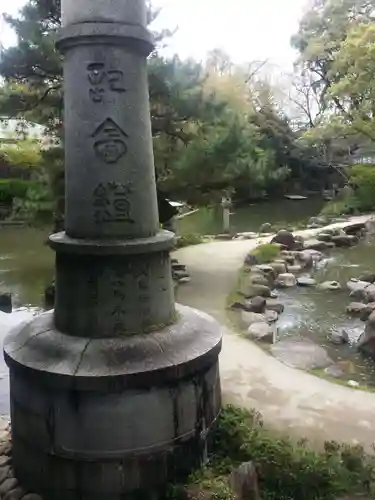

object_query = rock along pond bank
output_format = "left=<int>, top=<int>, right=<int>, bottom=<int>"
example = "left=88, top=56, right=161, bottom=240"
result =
left=229, top=215, right=375, bottom=389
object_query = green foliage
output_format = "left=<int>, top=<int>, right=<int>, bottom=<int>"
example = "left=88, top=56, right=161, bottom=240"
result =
left=169, top=405, right=375, bottom=500
left=12, top=172, right=54, bottom=224
left=322, top=164, right=375, bottom=216
left=175, top=233, right=206, bottom=249
left=293, top=0, right=375, bottom=145
left=321, top=198, right=358, bottom=217
left=0, top=179, right=36, bottom=204
left=349, top=164, right=375, bottom=211
left=0, top=138, right=43, bottom=169
left=0, top=0, right=322, bottom=213
left=250, top=244, right=280, bottom=264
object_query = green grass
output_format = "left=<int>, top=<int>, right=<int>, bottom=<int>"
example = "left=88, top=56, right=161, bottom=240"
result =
left=311, top=369, right=375, bottom=393
left=166, top=405, right=375, bottom=500
left=250, top=243, right=280, bottom=265
left=174, top=233, right=209, bottom=249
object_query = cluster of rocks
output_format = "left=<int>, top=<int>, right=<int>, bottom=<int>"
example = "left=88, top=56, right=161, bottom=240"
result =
left=233, top=221, right=371, bottom=376
left=0, top=424, right=42, bottom=500
left=171, top=258, right=190, bottom=284
left=235, top=237, right=327, bottom=342
left=345, top=275, right=375, bottom=360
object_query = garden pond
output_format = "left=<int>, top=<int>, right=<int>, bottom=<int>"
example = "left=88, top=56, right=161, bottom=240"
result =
left=276, top=235, right=375, bottom=387
left=0, top=208, right=375, bottom=405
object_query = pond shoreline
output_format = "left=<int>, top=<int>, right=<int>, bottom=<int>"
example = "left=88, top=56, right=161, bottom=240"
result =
left=174, top=213, right=375, bottom=451
left=228, top=214, right=375, bottom=389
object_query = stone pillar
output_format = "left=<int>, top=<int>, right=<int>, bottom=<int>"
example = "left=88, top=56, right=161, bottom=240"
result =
left=3, top=1, right=222, bottom=499
left=222, top=196, right=232, bottom=234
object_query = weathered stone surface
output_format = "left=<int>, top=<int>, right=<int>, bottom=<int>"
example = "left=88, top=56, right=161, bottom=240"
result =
left=360, top=302, right=375, bottom=321
left=309, top=216, right=327, bottom=227
left=245, top=253, right=259, bottom=266
left=347, top=279, right=369, bottom=294
left=266, top=299, right=285, bottom=314
left=0, top=479, right=18, bottom=495
left=304, top=239, right=330, bottom=251
left=330, top=329, right=349, bottom=345
left=346, top=302, right=367, bottom=315
left=248, top=273, right=270, bottom=287
left=359, top=273, right=375, bottom=284
left=269, top=260, right=287, bottom=275
left=368, top=310, right=375, bottom=327
left=0, top=456, right=11, bottom=467
left=317, top=232, right=333, bottom=242
left=241, top=284, right=271, bottom=299
left=229, top=461, right=260, bottom=500
left=254, top=264, right=274, bottom=275
left=271, top=339, right=333, bottom=370
left=297, top=277, right=316, bottom=287
left=0, top=442, right=11, bottom=456
left=241, top=311, right=267, bottom=328
left=230, top=301, right=249, bottom=312
left=332, top=234, right=358, bottom=247
left=318, top=281, right=341, bottom=291
left=287, top=264, right=303, bottom=274
left=246, top=323, right=277, bottom=343
left=271, top=230, right=296, bottom=250
left=22, top=495, right=43, bottom=500
left=358, top=322, right=375, bottom=360
left=265, top=309, right=279, bottom=323
left=364, top=284, right=375, bottom=303
left=0, top=465, right=11, bottom=484
left=5, top=306, right=222, bottom=498
left=344, top=221, right=366, bottom=235
left=3, top=487, right=24, bottom=500
left=275, top=273, right=297, bottom=289
left=297, top=249, right=323, bottom=264
left=259, top=223, right=272, bottom=233
left=248, top=296, right=266, bottom=314
left=324, top=365, right=344, bottom=378
left=5, top=2, right=224, bottom=499
left=178, top=277, right=191, bottom=284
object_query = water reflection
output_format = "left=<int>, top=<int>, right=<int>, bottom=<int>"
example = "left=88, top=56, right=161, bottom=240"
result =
left=178, top=198, right=325, bottom=235
left=279, top=236, right=375, bottom=386
left=0, top=227, right=54, bottom=309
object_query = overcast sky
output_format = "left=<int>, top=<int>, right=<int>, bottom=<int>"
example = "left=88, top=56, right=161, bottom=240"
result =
left=1, top=0, right=308, bottom=71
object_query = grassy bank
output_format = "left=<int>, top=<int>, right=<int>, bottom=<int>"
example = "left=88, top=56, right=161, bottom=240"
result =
left=167, top=405, right=375, bottom=500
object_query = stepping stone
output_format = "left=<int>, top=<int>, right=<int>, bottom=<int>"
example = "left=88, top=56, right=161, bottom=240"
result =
left=271, top=339, right=333, bottom=370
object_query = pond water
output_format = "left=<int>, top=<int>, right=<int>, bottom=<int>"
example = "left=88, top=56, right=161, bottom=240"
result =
left=0, top=208, right=374, bottom=416
left=177, top=197, right=325, bottom=236
left=278, top=235, right=375, bottom=387
left=0, top=227, right=54, bottom=309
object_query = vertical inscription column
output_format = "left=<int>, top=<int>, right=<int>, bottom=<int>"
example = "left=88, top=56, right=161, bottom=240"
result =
left=60, top=18, right=159, bottom=240
left=54, top=7, right=176, bottom=338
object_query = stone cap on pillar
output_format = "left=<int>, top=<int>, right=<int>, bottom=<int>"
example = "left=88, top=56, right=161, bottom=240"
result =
left=62, top=0, right=148, bottom=26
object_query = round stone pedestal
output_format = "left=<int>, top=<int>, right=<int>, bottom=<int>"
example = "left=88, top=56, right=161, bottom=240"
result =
left=4, top=305, right=222, bottom=500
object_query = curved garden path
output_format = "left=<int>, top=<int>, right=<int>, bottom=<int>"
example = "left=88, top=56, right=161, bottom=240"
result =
left=174, top=215, right=375, bottom=452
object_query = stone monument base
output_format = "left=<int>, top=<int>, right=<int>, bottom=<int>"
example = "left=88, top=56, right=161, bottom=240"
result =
left=4, top=305, right=222, bottom=500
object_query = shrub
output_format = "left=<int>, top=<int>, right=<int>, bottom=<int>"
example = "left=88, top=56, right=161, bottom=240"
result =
left=0, top=179, right=37, bottom=204
left=322, top=164, right=375, bottom=217
left=350, top=164, right=375, bottom=212
left=321, top=198, right=359, bottom=218
left=175, top=233, right=205, bottom=249
left=249, top=243, right=280, bottom=264
left=168, top=405, right=375, bottom=500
